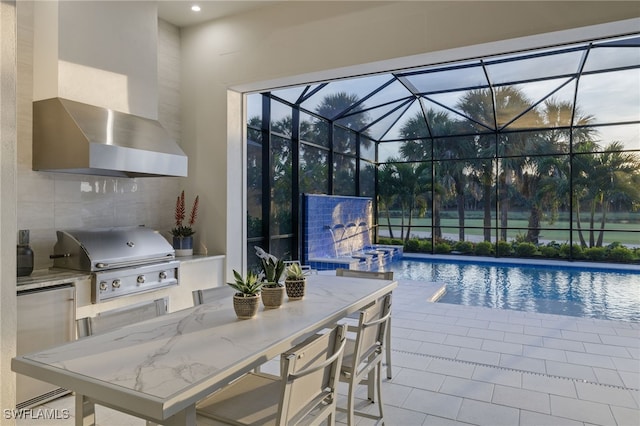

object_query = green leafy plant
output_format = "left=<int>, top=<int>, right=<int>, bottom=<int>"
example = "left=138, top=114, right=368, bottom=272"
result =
left=285, top=263, right=306, bottom=281
left=608, top=246, right=634, bottom=262
left=515, top=242, right=538, bottom=257
left=170, top=190, right=199, bottom=238
left=474, top=241, right=493, bottom=256
left=434, top=242, right=451, bottom=254
left=260, top=257, right=285, bottom=287
left=228, top=270, right=263, bottom=296
left=454, top=241, right=474, bottom=254
left=496, top=241, right=513, bottom=256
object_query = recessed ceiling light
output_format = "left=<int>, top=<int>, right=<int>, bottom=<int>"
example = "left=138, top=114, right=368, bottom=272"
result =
left=191, top=5, right=201, bottom=12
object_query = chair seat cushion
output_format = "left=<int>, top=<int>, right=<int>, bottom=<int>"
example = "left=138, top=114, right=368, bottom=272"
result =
left=197, top=372, right=281, bottom=425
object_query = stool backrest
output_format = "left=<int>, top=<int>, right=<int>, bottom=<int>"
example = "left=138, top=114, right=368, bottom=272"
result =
left=336, top=268, right=394, bottom=280
left=77, top=298, right=167, bottom=338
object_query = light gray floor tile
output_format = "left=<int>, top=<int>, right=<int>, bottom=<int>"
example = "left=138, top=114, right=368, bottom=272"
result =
left=519, top=409, right=584, bottom=426
left=543, top=336, right=586, bottom=352
left=393, top=336, right=425, bottom=352
left=439, top=376, right=494, bottom=402
left=615, top=327, right=640, bottom=338
left=524, top=326, right=563, bottom=338
left=472, top=365, right=523, bottom=388
left=417, top=341, right=461, bottom=359
left=359, top=403, right=427, bottom=426
left=489, top=321, right=524, bottom=334
left=575, top=381, right=638, bottom=409
left=456, top=398, right=520, bottom=426
left=504, top=331, right=545, bottom=346
left=550, top=394, right=617, bottom=425
left=445, top=334, right=484, bottom=349
left=611, top=356, right=640, bottom=372
left=600, top=334, right=640, bottom=347
left=423, top=414, right=476, bottom=425
left=576, top=323, right=617, bottom=335
left=499, top=354, right=547, bottom=374
left=521, top=374, right=577, bottom=398
left=565, top=350, right=616, bottom=369
left=592, top=367, right=626, bottom=387
left=481, top=340, right=523, bottom=356
left=378, top=381, right=413, bottom=407
left=402, top=388, right=463, bottom=420
left=456, top=347, right=501, bottom=365
left=561, top=330, right=604, bottom=343
left=545, top=360, right=597, bottom=381
left=425, top=357, right=476, bottom=379
left=492, top=384, right=551, bottom=414
left=392, top=368, right=447, bottom=391
left=522, top=344, right=568, bottom=362
left=392, top=351, right=432, bottom=371
left=467, top=327, right=505, bottom=341
left=610, top=405, right=640, bottom=426
left=410, top=329, right=448, bottom=344
left=455, top=317, right=490, bottom=329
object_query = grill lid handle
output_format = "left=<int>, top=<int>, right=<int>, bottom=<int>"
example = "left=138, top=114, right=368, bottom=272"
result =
left=50, top=253, right=71, bottom=259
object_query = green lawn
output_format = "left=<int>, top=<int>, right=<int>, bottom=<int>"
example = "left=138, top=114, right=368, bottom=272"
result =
left=380, top=217, right=640, bottom=245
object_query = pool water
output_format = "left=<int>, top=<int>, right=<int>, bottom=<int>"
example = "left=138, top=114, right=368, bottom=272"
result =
left=388, top=258, right=640, bottom=322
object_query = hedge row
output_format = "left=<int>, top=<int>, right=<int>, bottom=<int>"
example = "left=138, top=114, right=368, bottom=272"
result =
left=378, top=238, right=640, bottom=264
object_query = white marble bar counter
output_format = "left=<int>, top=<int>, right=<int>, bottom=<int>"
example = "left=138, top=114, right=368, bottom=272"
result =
left=12, top=274, right=397, bottom=425
left=17, top=268, right=91, bottom=291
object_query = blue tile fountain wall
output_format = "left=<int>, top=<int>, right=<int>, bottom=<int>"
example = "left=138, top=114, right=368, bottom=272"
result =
left=302, top=194, right=402, bottom=271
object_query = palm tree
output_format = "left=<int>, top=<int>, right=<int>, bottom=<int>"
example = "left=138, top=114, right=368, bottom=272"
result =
left=377, top=163, right=398, bottom=238
left=574, top=141, right=640, bottom=247
left=392, top=162, right=430, bottom=241
left=518, top=99, right=595, bottom=243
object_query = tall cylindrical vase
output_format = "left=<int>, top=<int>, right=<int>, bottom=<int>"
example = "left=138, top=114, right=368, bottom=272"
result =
left=173, top=236, right=193, bottom=256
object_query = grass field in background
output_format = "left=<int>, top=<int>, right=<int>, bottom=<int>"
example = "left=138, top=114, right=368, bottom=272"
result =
left=380, top=217, right=640, bottom=245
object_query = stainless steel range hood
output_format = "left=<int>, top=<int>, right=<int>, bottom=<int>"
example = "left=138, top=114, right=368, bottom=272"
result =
left=33, top=98, right=188, bottom=178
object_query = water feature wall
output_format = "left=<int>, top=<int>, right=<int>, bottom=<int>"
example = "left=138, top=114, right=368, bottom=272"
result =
left=302, top=194, right=402, bottom=271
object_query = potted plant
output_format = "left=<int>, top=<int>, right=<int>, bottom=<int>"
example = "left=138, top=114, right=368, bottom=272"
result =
left=259, top=256, right=286, bottom=309
left=170, top=190, right=199, bottom=256
left=284, top=262, right=307, bottom=300
left=228, top=270, right=263, bottom=319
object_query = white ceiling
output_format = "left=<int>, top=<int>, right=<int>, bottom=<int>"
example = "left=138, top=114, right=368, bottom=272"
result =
left=157, top=0, right=278, bottom=27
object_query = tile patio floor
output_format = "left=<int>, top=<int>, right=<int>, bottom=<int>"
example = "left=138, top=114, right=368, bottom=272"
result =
left=17, top=278, right=640, bottom=425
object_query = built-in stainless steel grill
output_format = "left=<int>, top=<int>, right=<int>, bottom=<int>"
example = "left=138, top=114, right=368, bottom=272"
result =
left=51, top=226, right=179, bottom=303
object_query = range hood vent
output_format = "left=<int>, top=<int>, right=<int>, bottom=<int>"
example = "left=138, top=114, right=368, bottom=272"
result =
left=33, top=98, right=188, bottom=178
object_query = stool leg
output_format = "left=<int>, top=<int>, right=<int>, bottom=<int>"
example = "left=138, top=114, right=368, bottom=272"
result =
left=385, top=318, right=392, bottom=379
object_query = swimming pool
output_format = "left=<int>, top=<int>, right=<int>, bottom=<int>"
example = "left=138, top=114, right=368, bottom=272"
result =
left=387, top=256, right=640, bottom=322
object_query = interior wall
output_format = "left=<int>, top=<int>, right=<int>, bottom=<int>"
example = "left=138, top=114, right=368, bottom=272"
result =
left=1, top=0, right=18, bottom=418
left=179, top=1, right=640, bottom=277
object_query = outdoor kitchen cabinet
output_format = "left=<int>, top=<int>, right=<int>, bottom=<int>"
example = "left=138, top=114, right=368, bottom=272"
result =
left=16, top=284, right=75, bottom=408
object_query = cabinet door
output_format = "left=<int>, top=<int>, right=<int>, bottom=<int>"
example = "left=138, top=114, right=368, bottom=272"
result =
left=16, top=285, right=75, bottom=407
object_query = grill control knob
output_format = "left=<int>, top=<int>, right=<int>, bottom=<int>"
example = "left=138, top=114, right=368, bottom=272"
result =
left=137, top=275, right=146, bottom=285
left=112, top=279, right=121, bottom=289
left=159, top=271, right=167, bottom=280
left=99, top=281, right=108, bottom=291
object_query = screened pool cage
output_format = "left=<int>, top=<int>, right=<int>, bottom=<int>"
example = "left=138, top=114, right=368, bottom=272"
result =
left=246, top=34, right=640, bottom=268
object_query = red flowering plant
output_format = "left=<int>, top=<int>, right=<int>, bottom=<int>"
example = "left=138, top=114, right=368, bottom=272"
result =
left=170, top=191, right=199, bottom=238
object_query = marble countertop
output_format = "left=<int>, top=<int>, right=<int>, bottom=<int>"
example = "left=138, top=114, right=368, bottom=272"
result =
left=12, top=275, right=397, bottom=423
left=17, top=269, right=91, bottom=291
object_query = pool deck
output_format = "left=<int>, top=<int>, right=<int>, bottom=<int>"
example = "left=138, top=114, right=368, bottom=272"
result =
left=18, top=277, right=639, bottom=426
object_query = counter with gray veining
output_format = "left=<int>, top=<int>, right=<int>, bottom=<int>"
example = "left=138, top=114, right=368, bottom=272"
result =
left=17, top=269, right=91, bottom=291
left=12, top=275, right=396, bottom=425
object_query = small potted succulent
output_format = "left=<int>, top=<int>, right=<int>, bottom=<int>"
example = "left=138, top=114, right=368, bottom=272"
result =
left=259, top=256, right=286, bottom=309
left=170, top=190, right=199, bottom=256
left=284, top=262, right=307, bottom=300
left=228, top=270, right=263, bottom=319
